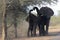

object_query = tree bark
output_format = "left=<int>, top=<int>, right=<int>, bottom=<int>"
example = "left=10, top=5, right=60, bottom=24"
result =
left=13, top=15, right=18, bottom=38
left=2, top=0, right=7, bottom=40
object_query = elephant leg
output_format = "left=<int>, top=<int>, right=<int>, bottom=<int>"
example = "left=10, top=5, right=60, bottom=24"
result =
left=39, top=25, right=43, bottom=36
left=38, top=23, right=43, bottom=36
left=42, top=25, right=46, bottom=36
left=27, top=29, right=33, bottom=37
left=38, top=23, right=41, bottom=36
left=40, top=24, right=45, bottom=36
left=33, top=23, right=37, bottom=36
left=45, top=19, right=50, bottom=35
left=38, top=25, right=41, bottom=36
left=27, top=22, right=33, bottom=37
left=33, top=27, right=36, bottom=36
left=46, top=24, right=49, bottom=34
left=28, top=27, right=34, bottom=37
left=31, top=27, right=33, bottom=37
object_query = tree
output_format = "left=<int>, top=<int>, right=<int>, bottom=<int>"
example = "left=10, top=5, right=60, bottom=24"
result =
left=2, top=0, right=7, bottom=40
left=6, top=0, right=20, bottom=38
left=19, top=0, right=58, bottom=6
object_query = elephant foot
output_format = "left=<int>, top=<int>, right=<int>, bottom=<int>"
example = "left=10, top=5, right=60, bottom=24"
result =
left=39, top=33, right=44, bottom=36
left=31, top=33, right=36, bottom=37
left=39, top=33, right=46, bottom=36
left=45, top=31, right=48, bottom=36
left=32, top=35, right=36, bottom=37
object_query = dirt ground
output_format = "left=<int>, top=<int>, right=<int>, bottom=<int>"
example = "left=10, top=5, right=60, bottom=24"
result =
left=0, top=24, right=60, bottom=40
left=0, top=35, right=2, bottom=40
left=13, top=24, right=60, bottom=40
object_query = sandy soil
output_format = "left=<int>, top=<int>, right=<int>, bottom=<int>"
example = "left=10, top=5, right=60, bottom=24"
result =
left=13, top=25, right=60, bottom=40
left=1, top=24, right=60, bottom=40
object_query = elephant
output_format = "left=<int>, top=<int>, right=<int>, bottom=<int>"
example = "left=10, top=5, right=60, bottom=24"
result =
left=27, top=6, right=54, bottom=36
left=33, top=6, right=54, bottom=36
left=38, top=6, right=54, bottom=36
left=27, top=9, right=38, bottom=37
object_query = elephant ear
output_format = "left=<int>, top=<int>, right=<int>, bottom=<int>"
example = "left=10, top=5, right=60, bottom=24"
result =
left=40, top=7, right=54, bottom=18
left=46, top=7, right=54, bottom=17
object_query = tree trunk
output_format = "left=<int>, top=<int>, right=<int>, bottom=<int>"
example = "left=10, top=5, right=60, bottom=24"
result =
left=13, top=15, right=17, bottom=38
left=12, top=0, right=20, bottom=38
left=2, top=13, right=7, bottom=40
left=2, top=0, right=7, bottom=40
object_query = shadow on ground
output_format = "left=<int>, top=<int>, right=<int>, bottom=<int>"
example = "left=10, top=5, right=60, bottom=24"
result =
left=48, top=32, right=60, bottom=36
